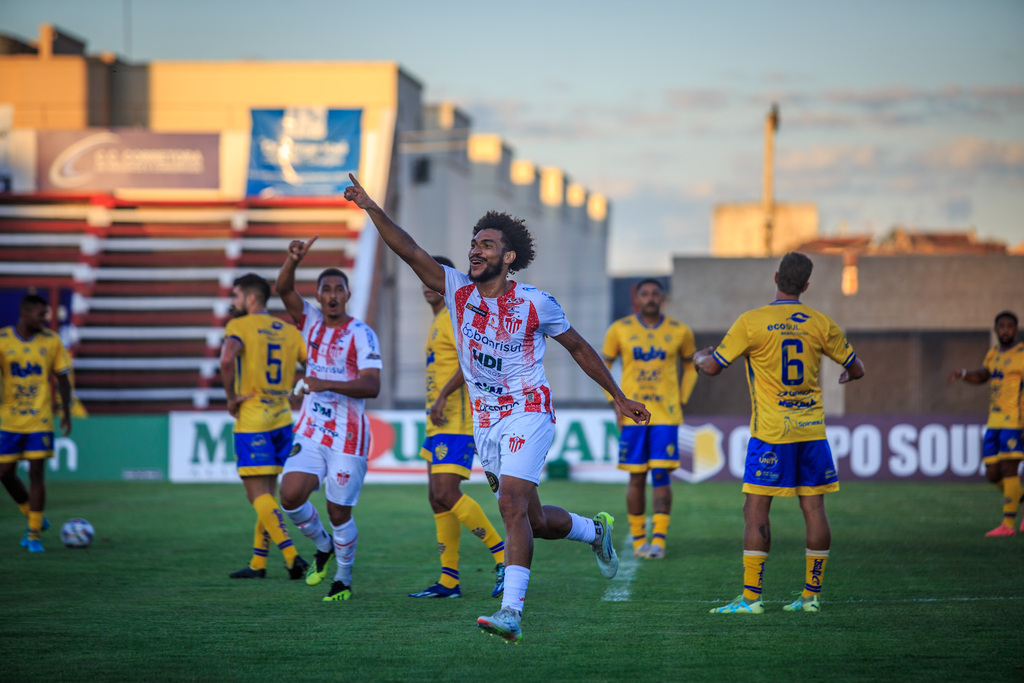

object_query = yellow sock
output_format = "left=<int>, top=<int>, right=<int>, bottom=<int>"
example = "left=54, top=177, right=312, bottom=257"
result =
left=1001, top=477, right=1023, bottom=527
left=651, top=513, right=670, bottom=550
left=27, top=510, right=44, bottom=541
left=742, top=551, right=767, bottom=602
left=250, top=519, right=269, bottom=571
left=17, top=501, right=30, bottom=517
left=802, top=549, right=830, bottom=599
left=252, top=494, right=298, bottom=566
left=451, top=494, right=505, bottom=565
left=628, top=514, right=647, bottom=552
left=434, top=510, right=461, bottom=588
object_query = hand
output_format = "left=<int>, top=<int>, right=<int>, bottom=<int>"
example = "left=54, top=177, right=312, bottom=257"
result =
left=616, top=397, right=650, bottom=425
left=429, top=396, right=448, bottom=427
left=947, top=368, right=966, bottom=382
left=287, top=236, right=317, bottom=264
left=838, top=370, right=851, bottom=384
left=343, top=174, right=378, bottom=211
left=227, top=393, right=254, bottom=417
left=59, top=412, right=72, bottom=437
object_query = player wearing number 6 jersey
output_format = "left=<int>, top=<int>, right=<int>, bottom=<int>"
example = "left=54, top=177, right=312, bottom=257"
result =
left=695, top=252, right=864, bottom=614
left=276, top=238, right=382, bottom=602
left=221, top=273, right=308, bottom=580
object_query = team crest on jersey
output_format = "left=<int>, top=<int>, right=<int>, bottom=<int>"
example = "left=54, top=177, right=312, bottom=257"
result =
left=508, top=435, right=526, bottom=453
left=787, top=312, right=810, bottom=324
left=289, top=443, right=301, bottom=457
left=485, top=470, right=499, bottom=492
left=674, top=424, right=725, bottom=483
left=337, top=470, right=351, bottom=486
left=504, top=318, right=523, bottom=335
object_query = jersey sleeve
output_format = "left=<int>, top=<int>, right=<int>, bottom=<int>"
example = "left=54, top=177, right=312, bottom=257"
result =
left=680, top=324, right=697, bottom=360
left=52, top=336, right=72, bottom=377
left=713, top=314, right=751, bottom=368
left=536, top=290, right=571, bottom=337
left=601, top=321, right=621, bottom=361
left=441, top=265, right=470, bottom=311
left=223, top=318, right=244, bottom=347
left=823, top=316, right=856, bottom=367
left=983, top=348, right=997, bottom=374
left=300, top=299, right=321, bottom=338
left=355, top=325, right=384, bottom=371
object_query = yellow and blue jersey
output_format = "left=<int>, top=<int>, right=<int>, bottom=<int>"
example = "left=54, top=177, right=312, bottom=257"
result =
left=602, top=315, right=696, bottom=426
left=982, top=341, right=1024, bottom=429
left=0, top=325, right=72, bottom=434
left=425, top=308, right=472, bottom=437
left=712, top=301, right=856, bottom=443
left=223, top=314, right=305, bottom=434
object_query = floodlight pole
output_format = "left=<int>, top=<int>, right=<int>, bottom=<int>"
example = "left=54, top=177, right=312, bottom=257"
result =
left=763, top=103, right=779, bottom=256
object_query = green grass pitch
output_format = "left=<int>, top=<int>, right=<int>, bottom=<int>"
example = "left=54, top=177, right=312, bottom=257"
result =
left=2, top=481, right=1022, bottom=681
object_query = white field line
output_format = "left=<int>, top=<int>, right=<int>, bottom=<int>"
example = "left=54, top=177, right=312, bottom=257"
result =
left=665, top=596, right=1024, bottom=606
left=602, top=536, right=640, bottom=602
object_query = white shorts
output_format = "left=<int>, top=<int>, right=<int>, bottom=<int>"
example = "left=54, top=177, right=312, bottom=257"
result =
left=475, top=412, right=556, bottom=490
left=282, top=433, right=367, bottom=507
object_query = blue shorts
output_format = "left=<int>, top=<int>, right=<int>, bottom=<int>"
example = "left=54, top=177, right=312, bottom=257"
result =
left=0, top=431, right=54, bottom=463
left=742, top=437, right=839, bottom=497
left=234, top=425, right=293, bottom=477
left=618, top=425, right=680, bottom=473
left=420, top=433, right=476, bottom=479
left=982, top=428, right=1023, bottom=464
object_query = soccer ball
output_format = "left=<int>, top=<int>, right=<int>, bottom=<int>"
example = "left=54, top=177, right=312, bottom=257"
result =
left=60, top=518, right=95, bottom=548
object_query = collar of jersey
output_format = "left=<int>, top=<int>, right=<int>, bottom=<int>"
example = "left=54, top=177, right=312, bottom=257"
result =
left=634, top=314, right=664, bottom=329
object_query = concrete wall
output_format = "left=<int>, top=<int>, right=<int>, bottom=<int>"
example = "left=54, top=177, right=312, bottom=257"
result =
left=712, top=202, right=819, bottom=257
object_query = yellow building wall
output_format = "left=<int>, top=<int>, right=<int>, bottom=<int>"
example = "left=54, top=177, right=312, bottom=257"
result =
left=0, top=56, right=91, bottom=128
left=712, top=202, right=818, bottom=256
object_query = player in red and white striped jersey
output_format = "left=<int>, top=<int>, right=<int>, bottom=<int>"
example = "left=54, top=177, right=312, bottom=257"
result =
left=276, top=237, right=382, bottom=602
left=345, top=174, right=650, bottom=643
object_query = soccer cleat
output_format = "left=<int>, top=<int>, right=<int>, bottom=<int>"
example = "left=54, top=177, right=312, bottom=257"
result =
left=984, top=524, right=1016, bottom=537
left=19, top=517, right=51, bottom=548
left=477, top=606, right=523, bottom=644
left=710, top=595, right=764, bottom=614
left=287, top=555, right=310, bottom=580
left=323, top=581, right=352, bottom=601
left=783, top=594, right=820, bottom=612
left=306, top=548, right=335, bottom=586
left=408, top=583, right=461, bottom=598
left=492, top=562, right=505, bottom=598
left=645, top=545, right=665, bottom=560
left=26, top=539, right=45, bottom=553
left=591, top=512, right=618, bottom=579
left=633, top=543, right=652, bottom=559
left=229, top=566, right=266, bottom=579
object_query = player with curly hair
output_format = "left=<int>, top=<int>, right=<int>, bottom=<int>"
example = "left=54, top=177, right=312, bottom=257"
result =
left=344, top=174, right=649, bottom=644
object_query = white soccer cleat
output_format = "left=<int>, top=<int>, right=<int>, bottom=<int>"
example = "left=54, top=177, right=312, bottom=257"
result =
left=591, top=512, right=618, bottom=579
left=477, top=606, right=522, bottom=644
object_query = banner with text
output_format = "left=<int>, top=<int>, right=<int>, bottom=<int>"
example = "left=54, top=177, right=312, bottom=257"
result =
left=246, top=107, right=361, bottom=197
left=36, top=130, right=220, bottom=191
left=168, top=411, right=990, bottom=484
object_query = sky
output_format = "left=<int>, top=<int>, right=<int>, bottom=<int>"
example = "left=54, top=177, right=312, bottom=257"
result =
left=2, top=0, right=1023, bottom=273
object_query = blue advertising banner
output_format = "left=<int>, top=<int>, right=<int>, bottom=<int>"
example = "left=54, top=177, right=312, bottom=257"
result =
left=246, top=108, right=361, bottom=197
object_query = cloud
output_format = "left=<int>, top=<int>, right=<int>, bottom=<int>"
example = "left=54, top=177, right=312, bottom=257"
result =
left=916, top=137, right=1024, bottom=172
left=662, top=87, right=732, bottom=110
left=777, top=144, right=880, bottom=172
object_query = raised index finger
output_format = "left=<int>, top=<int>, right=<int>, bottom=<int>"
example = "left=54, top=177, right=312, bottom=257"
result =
left=304, top=235, right=319, bottom=251
left=348, top=173, right=363, bottom=190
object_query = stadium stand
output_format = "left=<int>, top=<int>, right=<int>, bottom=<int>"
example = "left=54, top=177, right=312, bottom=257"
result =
left=0, top=195, right=359, bottom=414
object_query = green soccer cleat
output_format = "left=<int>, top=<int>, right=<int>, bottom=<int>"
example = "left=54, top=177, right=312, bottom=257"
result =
left=323, top=581, right=352, bottom=602
left=710, top=595, right=764, bottom=614
left=591, top=512, right=618, bottom=579
left=477, top=606, right=523, bottom=644
left=306, top=548, right=334, bottom=586
left=783, top=594, right=820, bottom=612
left=287, top=556, right=309, bottom=580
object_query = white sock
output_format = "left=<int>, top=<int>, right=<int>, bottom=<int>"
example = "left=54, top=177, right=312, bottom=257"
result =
left=500, top=564, right=530, bottom=615
left=283, top=501, right=333, bottom=553
left=331, top=518, right=358, bottom=584
left=564, top=513, right=597, bottom=544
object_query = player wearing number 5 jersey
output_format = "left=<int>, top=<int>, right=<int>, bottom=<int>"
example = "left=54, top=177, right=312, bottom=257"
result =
left=220, top=273, right=308, bottom=581
left=277, top=238, right=382, bottom=602
left=695, top=252, right=864, bottom=614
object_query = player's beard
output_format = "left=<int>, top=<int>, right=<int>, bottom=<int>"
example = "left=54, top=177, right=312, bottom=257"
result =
left=468, top=258, right=503, bottom=283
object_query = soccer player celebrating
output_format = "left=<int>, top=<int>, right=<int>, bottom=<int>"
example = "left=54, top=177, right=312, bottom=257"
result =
left=0, top=294, right=73, bottom=553
left=602, top=278, right=697, bottom=559
left=694, top=252, right=864, bottom=614
left=949, top=311, right=1024, bottom=536
left=220, top=273, right=309, bottom=580
left=276, top=238, right=382, bottom=601
left=408, top=255, right=506, bottom=599
left=344, top=174, right=649, bottom=644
